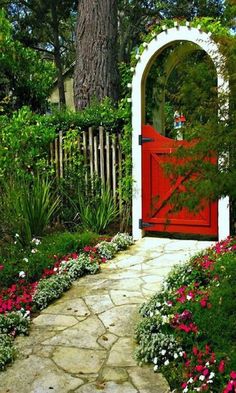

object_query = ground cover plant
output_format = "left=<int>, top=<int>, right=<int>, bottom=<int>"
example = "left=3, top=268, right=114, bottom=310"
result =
left=135, top=236, right=236, bottom=393
left=0, top=232, right=133, bottom=370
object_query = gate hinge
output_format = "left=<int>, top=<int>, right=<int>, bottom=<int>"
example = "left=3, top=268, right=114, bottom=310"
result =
left=139, top=219, right=153, bottom=229
left=138, top=135, right=154, bottom=145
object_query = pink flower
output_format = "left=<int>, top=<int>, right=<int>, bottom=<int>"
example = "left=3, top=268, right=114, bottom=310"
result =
left=230, top=371, right=236, bottom=380
left=0, top=265, right=4, bottom=271
left=223, top=381, right=235, bottom=393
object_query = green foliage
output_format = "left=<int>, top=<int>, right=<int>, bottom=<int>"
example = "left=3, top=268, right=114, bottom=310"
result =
left=77, top=184, right=119, bottom=234
left=0, top=10, right=55, bottom=113
left=47, top=98, right=129, bottom=131
left=32, top=273, right=72, bottom=310
left=1, top=175, right=60, bottom=245
left=0, top=312, right=30, bottom=336
left=0, top=107, right=56, bottom=179
left=189, top=252, right=236, bottom=368
left=0, top=334, right=15, bottom=371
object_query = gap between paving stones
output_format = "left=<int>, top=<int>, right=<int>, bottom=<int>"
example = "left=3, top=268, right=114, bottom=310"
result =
left=0, top=237, right=213, bottom=393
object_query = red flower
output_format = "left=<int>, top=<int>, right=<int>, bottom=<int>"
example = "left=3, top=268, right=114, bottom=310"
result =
left=193, top=346, right=198, bottom=356
left=219, top=360, right=225, bottom=373
left=196, top=365, right=204, bottom=372
left=0, top=265, right=4, bottom=271
left=230, top=371, right=236, bottom=380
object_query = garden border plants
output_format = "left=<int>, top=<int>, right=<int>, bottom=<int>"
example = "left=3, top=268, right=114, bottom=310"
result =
left=0, top=232, right=133, bottom=371
left=135, top=236, right=236, bottom=393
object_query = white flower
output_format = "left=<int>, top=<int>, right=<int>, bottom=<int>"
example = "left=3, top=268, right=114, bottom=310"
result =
left=199, top=375, right=205, bottom=381
left=149, top=311, right=154, bottom=317
left=174, top=353, right=178, bottom=359
left=23, top=258, right=29, bottom=263
left=209, top=372, right=215, bottom=379
left=153, top=365, right=158, bottom=371
left=53, top=267, right=58, bottom=272
left=15, top=233, right=20, bottom=238
left=186, top=295, right=192, bottom=300
left=31, top=248, right=38, bottom=254
left=19, top=271, right=26, bottom=278
left=32, top=238, right=41, bottom=245
left=179, top=351, right=184, bottom=357
left=205, top=362, right=210, bottom=367
left=188, top=378, right=194, bottom=384
left=161, top=349, right=167, bottom=356
left=153, top=357, right=158, bottom=364
left=162, top=315, right=170, bottom=324
left=164, top=359, right=169, bottom=366
left=183, top=387, right=188, bottom=393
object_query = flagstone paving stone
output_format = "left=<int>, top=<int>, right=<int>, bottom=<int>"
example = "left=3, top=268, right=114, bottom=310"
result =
left=0, top=237, right=214, bottom=393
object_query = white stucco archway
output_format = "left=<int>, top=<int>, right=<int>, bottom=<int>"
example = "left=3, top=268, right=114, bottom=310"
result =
left=131, top=24, right=230, bottom=241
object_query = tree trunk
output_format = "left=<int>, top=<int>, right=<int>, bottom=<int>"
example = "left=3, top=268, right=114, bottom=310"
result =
left=74, top=0, right=119, bottom=110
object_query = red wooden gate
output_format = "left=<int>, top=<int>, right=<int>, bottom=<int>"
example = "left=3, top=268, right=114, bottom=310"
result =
left=141, top=125, right=218, bottom=237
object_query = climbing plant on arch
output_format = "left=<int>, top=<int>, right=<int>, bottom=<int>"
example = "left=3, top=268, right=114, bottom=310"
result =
left=131, top=21, right=231, bottom=241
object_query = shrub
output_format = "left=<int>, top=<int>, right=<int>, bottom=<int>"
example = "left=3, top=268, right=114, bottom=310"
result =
left=59, top=253, right=100, bottom=281
left=96, top=232, right=133, bottom=259
left=0, top=311, right=30, bottom=336
left=96, top=241, right=117, bottom=260
left=111, top=232, right=134, bottom=250
left=0, top=334, right=15, bottom=370
left=0, top=107, right=55, bottom=179
left=32, top=273, right=72, bottom=310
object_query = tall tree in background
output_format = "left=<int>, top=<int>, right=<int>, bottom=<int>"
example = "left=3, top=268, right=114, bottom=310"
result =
left=157, top=0, right=225, bottom=20
left=1, top=0, right=76, bottom=107
left=74, top=0, right=119, bottom=110
left=0, top=10, right=55, bottom=113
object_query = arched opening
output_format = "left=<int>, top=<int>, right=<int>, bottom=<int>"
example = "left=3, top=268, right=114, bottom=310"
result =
left=131, top=25, right=230, bottom=241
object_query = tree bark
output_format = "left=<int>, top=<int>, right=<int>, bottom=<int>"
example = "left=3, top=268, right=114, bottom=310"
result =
left=74, top=0, right=119, bottom=110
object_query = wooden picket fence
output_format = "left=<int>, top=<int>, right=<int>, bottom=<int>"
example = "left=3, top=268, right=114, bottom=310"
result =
left=49, top=126, right=124, bottom=210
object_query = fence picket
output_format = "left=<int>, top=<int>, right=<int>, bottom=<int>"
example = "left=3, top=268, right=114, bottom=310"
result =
left=99, top=126, right=105, bottom=185
left=112, top=135, right=117, bottom=200
left=106, top=132, right=111, bottom=189
left=94, top=134, right=99, bottom=175
left=54, top=138, right=59, bottom=178
left=59, top=130, right=63, bottom=178
left=89, top=127, right=94, bottom=179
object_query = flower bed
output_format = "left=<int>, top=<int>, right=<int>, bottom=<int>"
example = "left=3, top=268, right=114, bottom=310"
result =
left=0, top=232, right=133, bottom=370
left=135, top=237, right=236, bottom=393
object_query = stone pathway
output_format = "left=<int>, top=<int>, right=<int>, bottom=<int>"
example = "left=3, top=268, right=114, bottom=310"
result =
left=0, top=237, right=214, bottom=393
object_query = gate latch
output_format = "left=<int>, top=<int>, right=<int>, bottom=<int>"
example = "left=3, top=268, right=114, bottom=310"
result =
left=138, top=135, right=154, bottom=145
